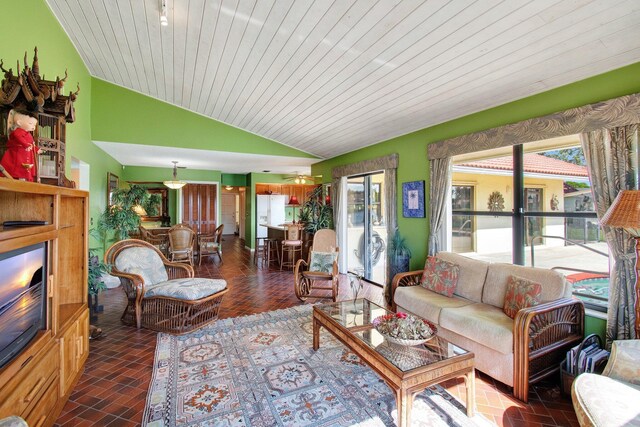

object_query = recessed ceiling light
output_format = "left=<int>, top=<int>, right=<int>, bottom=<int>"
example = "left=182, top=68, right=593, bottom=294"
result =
left=160, top=0, right=168, bottom=26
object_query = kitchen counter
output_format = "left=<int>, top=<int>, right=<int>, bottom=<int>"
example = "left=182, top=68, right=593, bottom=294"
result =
left=260, top=223, right=285, bottom=231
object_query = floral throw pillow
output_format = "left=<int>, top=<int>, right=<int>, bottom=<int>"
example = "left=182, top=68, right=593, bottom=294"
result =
left=419, top=257, right=459, bottom=297
left=309, top=251, right=338, bottom=273
left=503, top=275, right=542, bottom=319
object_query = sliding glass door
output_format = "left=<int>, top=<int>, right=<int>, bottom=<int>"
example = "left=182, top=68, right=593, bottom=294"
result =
left=346, top=172, right=386, bottom=284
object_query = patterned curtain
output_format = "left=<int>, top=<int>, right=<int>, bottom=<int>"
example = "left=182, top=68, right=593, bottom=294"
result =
left=428, top=157, right=452, bottom=256
left=332, top=177, right=347, bottom=272
left=384, top=167, right=397, bottom=302
left=581, top=125, right=639, bottom=343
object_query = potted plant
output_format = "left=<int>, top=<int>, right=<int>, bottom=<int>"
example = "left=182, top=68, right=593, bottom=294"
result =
left=387, top=228, right=412, bottom=304
left=98, top=184, right=151, bottom=241
left=88, top=250, right=110, bottom=322
left=298, top=186, right=334, bottom=233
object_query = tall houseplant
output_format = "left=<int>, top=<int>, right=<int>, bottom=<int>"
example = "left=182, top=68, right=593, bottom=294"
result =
left=298, top=186, right=334, bottom=233
left=97, top=184, right=150, bottom=241
left=387, top=228, right=412, bottom=303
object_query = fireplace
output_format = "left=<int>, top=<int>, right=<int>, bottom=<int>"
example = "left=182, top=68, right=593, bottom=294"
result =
left=0, top=242, right=48, bottom=369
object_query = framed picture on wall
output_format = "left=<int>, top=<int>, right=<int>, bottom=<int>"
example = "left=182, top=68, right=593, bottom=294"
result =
left=107, top=172, right=119, bottom=207
left=402, top=180, right=425, bottom=218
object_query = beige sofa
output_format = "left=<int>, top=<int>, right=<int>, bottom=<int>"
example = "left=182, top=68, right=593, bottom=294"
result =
left=391, top=251, right=584, bottom=402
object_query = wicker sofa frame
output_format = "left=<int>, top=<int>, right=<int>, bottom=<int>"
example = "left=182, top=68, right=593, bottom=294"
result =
left=105, top=239, right=228, bottom=334
left=392, top=270, right=584, bottom=402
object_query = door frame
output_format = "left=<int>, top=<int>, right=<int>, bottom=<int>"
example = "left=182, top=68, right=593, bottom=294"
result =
left=220, top=193, right=237, bottom=235
left=343, top=171, right=386, bottom=285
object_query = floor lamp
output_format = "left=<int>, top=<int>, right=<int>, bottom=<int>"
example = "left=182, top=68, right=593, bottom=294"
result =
left=600, top=190, right=640, bottom=338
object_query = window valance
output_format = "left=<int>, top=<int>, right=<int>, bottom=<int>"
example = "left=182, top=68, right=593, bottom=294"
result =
left=331, top=153, right=398, bottom=179
left=428, top=93, right=640, bottom=159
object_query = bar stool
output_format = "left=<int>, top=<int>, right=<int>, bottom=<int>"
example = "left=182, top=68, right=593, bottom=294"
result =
left=265, top=238, right=280, bottom=269
left=254, top=237, right=266, bottom=266
left=255, top=237, right=280, bottom=268
left=280, top=224, right=303, bottom=270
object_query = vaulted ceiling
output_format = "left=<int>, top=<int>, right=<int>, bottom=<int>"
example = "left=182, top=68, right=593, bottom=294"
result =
left=47, top=0, right=640, bottom=161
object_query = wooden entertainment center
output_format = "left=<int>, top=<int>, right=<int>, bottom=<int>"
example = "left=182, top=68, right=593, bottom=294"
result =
left=0, top=179, right=88, bottom=426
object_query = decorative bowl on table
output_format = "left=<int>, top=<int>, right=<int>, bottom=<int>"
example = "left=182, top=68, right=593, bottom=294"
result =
left=373, top=312, right=437, bottom=347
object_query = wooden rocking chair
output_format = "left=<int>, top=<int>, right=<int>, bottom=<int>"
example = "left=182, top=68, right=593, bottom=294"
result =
left=294, top=229, right=339, bottom=301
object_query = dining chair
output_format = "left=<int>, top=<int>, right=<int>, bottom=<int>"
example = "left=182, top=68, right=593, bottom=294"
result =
left=168, top=224, right=195, bottom=265
left=198, top=224, right=224, bottom=265
left=138, top=225, right=169, bottom=256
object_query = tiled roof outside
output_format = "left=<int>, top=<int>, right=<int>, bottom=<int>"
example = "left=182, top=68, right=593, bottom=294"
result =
left=457, top=153, right=588, bottom=177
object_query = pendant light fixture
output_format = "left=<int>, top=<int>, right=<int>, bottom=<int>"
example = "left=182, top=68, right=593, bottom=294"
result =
left=164, top=161, right=186, bottom=189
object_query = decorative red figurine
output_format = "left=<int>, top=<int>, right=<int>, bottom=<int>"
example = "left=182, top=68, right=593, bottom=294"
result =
left=1, top=110, right=39, bottom=181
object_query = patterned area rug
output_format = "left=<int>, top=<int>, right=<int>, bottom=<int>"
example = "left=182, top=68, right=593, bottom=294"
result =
left=143, top=306, right=493, bottom=426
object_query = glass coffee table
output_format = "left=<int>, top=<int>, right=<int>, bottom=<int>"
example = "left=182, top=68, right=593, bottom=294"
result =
left=312, top=298, right=475, bottom=427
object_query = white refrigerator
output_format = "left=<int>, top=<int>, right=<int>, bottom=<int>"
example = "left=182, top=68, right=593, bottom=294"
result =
left=256, top=195, right=287, bottom=238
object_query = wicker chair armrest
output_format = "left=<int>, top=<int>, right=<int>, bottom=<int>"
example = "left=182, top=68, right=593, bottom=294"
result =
left=390, top=270, right=423, bottom=311
left=164, top=262, right=194, bottom=279
left=294, top=259, right=308, bottom=277
left=514, top=298, right=585, bottom=351
left=512, top=298, right=584, bottom=401
left=198, top=235, right=220, bottom=249
left=110, top=269, right=146, bottom=298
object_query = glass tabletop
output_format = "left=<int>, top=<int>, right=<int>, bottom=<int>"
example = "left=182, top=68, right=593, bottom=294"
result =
left=315, top=298, right=470, bottom=372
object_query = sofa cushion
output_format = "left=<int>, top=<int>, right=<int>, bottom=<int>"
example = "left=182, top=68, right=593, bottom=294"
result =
left=115, top=246, right=169, bottom=285
left=145, top=278, right=227, bottom=300
left=503, top=275, right=542, bottom=318
left=436, top=252, right=488, bottom=303
left=395, top=286, right=473, bottom=324
left=420, top=257, right=459, bottom=297
left=439, top=303, right=514, bottom=355
left=482, top=263, right=567, bottom=309
left=309, top=251, right=338, bottom=274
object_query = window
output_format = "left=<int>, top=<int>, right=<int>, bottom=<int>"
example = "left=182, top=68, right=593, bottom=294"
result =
left=450, top=137, right=610, bottom=311
left=452, top=185, right=474, bottom=252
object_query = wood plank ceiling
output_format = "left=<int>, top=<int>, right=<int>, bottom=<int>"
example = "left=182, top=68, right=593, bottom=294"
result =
left=47, top=0, right=640, bottom=159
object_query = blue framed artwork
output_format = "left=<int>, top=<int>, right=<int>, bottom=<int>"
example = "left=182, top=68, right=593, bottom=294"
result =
left=402, top=180, right=425, bottom=218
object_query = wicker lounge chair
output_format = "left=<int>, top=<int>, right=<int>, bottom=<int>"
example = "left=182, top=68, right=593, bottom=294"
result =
left=105, top=239, right=227, bottom=334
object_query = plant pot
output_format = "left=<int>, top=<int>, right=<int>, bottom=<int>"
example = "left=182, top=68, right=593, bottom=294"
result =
left=386, top=255, right=411, bottom=304
left=89, top=293, right=104, bottom=322
left=390, top=255, right=411, bottom=279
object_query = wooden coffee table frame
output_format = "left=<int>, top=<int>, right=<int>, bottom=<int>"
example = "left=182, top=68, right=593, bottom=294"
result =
left=312, top=301, right=475, bottom=427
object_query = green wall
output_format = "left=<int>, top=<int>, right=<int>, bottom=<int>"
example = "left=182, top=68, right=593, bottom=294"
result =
left=222, top=173, right=247, bottom=187
left=91, top=78, right=317, bottom=158
left=0, top=0, right=122, bottom=239
left=312, top=62, right=640, bottom=272
left=585, top=315, right=607, bottom=343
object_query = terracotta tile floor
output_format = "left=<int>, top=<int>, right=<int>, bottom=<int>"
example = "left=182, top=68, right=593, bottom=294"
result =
left=55, top=236, right=579, bottom=427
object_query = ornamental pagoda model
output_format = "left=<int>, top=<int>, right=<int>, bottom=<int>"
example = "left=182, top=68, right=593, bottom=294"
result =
left=0, top=47, right=79, bottom=187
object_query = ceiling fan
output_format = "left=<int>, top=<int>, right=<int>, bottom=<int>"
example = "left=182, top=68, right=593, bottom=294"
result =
left=285, top=173, right=316, bottom=184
